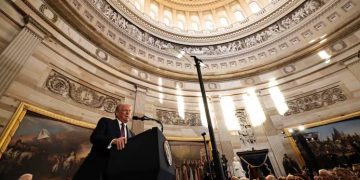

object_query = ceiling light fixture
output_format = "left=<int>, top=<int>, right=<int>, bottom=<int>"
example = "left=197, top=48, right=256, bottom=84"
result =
left=319, top=39, right=327, bottom=44
left=288, top=128, right=294, bottom=133
left=298, top=125, right=305, bottom=131
left=309, top=39, right=316, bottom=44
left=324, top=58, right=331, bottom=64
left=318, top=50, right=331, bottom=59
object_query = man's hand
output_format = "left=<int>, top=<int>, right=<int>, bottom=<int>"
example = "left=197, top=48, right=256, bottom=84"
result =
left=112, top=137, right=127, bottom=150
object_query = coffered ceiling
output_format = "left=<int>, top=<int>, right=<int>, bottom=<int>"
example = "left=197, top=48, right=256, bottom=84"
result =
left=45, top=0, right=360, bottom=81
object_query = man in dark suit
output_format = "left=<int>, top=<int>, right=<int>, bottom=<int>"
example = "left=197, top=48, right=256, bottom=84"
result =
left=73, top=103, right=135, bottom=180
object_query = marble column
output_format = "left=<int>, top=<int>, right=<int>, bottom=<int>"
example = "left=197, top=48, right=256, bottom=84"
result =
left=0, top=17, right=48, bottom=97
left=211, top=95, right=234, bottom=171
left=131, top=84, right=147, bottom=134
left=347, top=58, right=360, bottom=81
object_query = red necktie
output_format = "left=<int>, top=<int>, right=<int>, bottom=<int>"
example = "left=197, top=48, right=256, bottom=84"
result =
left=120, top=123, right=125, bottom=138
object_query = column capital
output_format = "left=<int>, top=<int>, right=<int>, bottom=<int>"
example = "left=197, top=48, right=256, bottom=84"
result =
left=24, top=15, right=51, bottom=40
left=210, top=95, right=221, bottom=102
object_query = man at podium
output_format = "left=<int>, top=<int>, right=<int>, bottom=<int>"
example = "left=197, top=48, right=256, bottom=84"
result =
left=73, top=103, right=135, bottom=180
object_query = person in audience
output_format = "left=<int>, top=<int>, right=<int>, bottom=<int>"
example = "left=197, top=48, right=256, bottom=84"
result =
left=282, top=154, right=301, bottom=175
left=73, top=103, right=135, bottom=180
left=265, top=174, right=276, bottom=180
left=18, top=173, right=32, bottom=180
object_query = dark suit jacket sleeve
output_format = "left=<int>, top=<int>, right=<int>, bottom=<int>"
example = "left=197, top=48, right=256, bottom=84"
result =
left=90, top=118, right=113, bottom=149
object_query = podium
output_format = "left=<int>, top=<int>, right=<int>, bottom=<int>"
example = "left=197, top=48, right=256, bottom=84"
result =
left=106, top=127, right=175, bottom=180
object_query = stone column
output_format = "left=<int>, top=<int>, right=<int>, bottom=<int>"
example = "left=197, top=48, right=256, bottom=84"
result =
left=131, top=84, right=147, bottom=134
left=347, top=58, right=360, bottom=81
left=211, top=95, right=234, bottom=174
left=0, top=17, right=48, bottom=97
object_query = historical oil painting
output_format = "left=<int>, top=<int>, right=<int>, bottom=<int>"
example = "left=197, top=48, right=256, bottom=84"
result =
left=291, top=115, right=360, bottom=170
left=169, top=138, right=210, bottom=180
left=0, top=103, right=95, bottom=180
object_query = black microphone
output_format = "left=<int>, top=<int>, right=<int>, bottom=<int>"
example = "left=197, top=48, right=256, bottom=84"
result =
left=131, top=115, right=163, bottom=132
left=132, top=116, right=143, bottom=120
left=132, top=115, right=150, bottom=120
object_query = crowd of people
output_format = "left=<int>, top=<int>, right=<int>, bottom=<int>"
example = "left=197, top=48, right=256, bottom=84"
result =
left=228, top=166, right=360, bottom=180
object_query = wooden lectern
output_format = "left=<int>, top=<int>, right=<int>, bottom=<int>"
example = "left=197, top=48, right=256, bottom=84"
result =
left=106, top=127, right=175, bottom=180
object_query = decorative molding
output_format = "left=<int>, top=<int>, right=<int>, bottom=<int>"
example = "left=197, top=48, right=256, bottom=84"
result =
left=283, top=64, right=296, bottom=74
left=43, top=0, right=356, bottom=78
left=88, top=0, right=325, bottom=56
left=155, top=109, right=202, bottom=126
left=45, top=71, right=124, bottom=113
left=285, top=86, right=347, bottom=116
left=112, top=0, right=296, bottom=44
left=235, top=109, right=256, bottom=145
left=39, top=4, right=58, bottom=23
left=95, top=48, right=108, bottom=61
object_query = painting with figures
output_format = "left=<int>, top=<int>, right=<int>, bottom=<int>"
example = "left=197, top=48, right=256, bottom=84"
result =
left=0, top=104, right=94, bottom=180
left=169, top=139, right=210, bottom=180
left=292, top=116, right=360, bottom=169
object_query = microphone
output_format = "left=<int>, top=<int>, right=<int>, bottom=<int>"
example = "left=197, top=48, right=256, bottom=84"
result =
left=131, top=115, right=163, bottom=132
left=132, top=116, right=143, bottom=120
left=132, top=115, right=150, bottom=120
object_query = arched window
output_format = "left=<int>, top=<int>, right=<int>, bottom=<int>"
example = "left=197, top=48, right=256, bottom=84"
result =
left=234, top=10, right=245, bottom=21
left=177, top=14, right=186, bottom=29
left=192, top=22, right=199, bottom=30
left=133, top=0, right=144, bottom=11
left=164, top=17, right=171, bottom=26
left=178, top=21, right=185, bottom=29
left=163, top=10, right=172, bottom=26
left=205, top=20, right=214, bottom=30
left=191, top=15, right=200, bottom=30
left=204, top=14, right=214, bottom=30
left=249, top=1, right=262, bottom=13
left=219, top=17, right=228, bottom=27
left=149, top=3, right=158, bottom=19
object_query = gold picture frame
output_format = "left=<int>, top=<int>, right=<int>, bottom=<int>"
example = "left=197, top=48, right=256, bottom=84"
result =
left=284, top=110, right=360, bottom=168
left=166, top=136, right=212, bottom=180
left=0, top=102, right=95, bottom=180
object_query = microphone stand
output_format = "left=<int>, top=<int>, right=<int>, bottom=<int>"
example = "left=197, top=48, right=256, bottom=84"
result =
left=137, top=116, right=164, bottom=132
left=202, top=132, right=213, bottom=180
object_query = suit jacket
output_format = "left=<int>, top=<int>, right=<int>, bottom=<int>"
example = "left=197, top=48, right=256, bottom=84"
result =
left=73, top=117, right=134, bottom=180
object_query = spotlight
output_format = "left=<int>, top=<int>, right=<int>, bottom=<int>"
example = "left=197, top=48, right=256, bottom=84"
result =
left=298, top=125, right=305, bottom=131
left=288, top=128, right=294, bottom=133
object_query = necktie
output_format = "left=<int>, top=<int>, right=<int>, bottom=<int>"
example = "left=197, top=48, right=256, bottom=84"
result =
left=120, top=123, right=125, bottom=138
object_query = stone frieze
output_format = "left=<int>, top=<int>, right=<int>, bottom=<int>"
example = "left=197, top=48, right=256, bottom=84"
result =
left=285, top=86, right=347, bottom=116
left=45, top=71, right=124, bottom=113
left=156, top=109, right=202, bottom=126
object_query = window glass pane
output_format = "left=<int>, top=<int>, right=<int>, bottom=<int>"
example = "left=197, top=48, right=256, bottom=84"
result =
left=219, top=17, right=228, bottom=27
left=150, top=3, right=158, bottom=19
left=178, top=21, right=184, bottom=29
left=134, top=1, right=141, bottom=10
left=149, top=11, right=156, bottom=19
left=164, top=17, right=170, bottom=26
left=234, top=10, right=245, bottom=21
left=205, top=20, right=214, bottom=30
left=249, top=2, right=262, bottom=13
left=192, top=22, right=199, bottom=30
